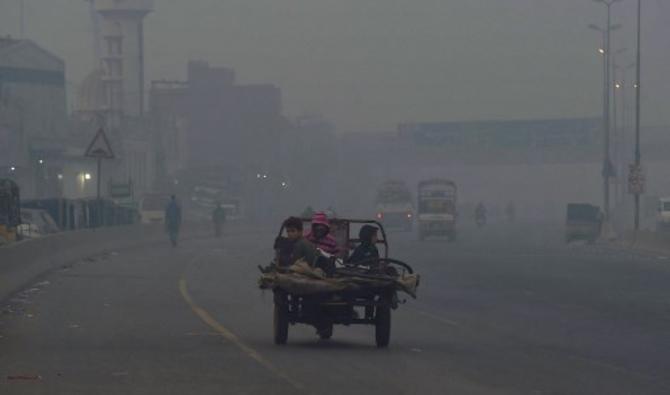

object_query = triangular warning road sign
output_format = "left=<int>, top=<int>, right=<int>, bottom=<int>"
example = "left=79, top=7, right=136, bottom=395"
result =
left=85, top=128, right=115, bottom=159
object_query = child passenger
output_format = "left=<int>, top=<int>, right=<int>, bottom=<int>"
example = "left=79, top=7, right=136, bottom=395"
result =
left=348, top=225, right=380, bottom=264
left=278, top=216, right=318, bottom=267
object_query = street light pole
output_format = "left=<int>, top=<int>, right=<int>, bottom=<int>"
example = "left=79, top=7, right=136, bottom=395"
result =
left=634, top=0, right=642, bottom=230
left=590, top=0, right=622, bottom=221
left=611, top=48, right=626, bottom=206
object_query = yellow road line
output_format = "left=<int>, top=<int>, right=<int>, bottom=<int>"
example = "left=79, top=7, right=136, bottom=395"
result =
left=178, top=277, right=307, bottom=393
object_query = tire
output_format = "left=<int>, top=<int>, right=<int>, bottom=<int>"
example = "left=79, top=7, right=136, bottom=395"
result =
left=375, top=306, right=391, bottom=348
left=273, top=301, right=289, bottom=345
left=318, top=324, right=333, bottom=340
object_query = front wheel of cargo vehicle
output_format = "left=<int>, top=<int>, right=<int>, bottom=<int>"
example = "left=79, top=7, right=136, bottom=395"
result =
left=375, top=306, right=391, bottom=348
left=273, top=298, right=289, bottom=345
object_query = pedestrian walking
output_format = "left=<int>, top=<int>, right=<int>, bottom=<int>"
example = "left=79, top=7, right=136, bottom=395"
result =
left=212, top=202, right=226, bottom=238
left=165, top=195, right=182, bottom=247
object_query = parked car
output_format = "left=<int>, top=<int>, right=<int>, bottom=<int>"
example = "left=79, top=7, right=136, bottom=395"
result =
left=139, top=193, right=170, bottom=224
left=18, top=208, right=60, bottom=238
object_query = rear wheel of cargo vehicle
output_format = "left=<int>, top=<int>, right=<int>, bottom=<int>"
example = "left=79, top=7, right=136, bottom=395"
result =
left=273, top=297, right=289, bottom=345
left=318, top=324, right=333, bottom=340
left=375, top=306, right=391, bottom=348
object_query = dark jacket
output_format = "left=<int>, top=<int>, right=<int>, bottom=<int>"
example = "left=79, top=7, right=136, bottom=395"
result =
left=212, top=207, right=226, bottom=224
left=348, top=243, right=379, bottom=264
left=274, top=237, right=318, bottom=267
left=165, top=201, right=182, bottom=230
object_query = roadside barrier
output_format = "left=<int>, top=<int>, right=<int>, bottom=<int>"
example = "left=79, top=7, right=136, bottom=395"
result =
left=618, top=230, right=670, bottom=255
left=0, top=222, right=217, bottom=302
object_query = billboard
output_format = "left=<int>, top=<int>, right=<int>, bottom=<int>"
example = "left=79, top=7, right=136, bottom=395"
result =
left=399, top=118, right=601, bottom=149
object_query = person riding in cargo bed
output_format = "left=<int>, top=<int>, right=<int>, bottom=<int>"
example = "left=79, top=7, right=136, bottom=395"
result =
left=305, top=212, right=339, bottom=256
left=348, top=225, right=380, bottom=264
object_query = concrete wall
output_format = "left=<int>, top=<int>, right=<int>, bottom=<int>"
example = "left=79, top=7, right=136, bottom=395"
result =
left=0, top=220, right=262, bottom=302
left=0, top=224, right=166, bottom=302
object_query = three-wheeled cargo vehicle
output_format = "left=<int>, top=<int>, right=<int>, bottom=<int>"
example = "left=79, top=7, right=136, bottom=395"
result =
left=259, top=218, right=419, bottom=348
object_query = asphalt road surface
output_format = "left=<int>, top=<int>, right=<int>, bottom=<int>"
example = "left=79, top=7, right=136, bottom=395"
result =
left=1, top=223, right=670, bottom=394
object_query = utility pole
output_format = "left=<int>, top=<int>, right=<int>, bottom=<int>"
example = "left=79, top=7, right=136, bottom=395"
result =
left=611, top=48, right=626, bottom=206
left=612, top=65, right=621, bottom=206
left=590, top=0, right=622, bottom=221
left=19, top=0, right=25, bottom=38
left=615, top=62, right=635, bottom=205
left=633, top=0, right=642, bottom=230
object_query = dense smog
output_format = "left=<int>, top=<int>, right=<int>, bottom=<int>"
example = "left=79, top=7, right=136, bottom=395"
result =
left=1, top=1, right=670, bottom=394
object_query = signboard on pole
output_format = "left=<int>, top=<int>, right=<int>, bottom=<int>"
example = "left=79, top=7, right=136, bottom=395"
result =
left=85, top=128, right=115, bottom=159
left=628, top=164, right=645, bottom=195
left=109, top=181, right=133, bottom=199
left=84, top=128, right=115, bottom=226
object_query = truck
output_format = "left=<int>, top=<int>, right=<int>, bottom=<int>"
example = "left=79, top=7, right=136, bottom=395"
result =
left=656, top=197, right=670, bottom=232
left=417, top=179, right=457, bottom=241
left=565, top=203, right=602, bottom=243
left=374, top=180, right=414, bottom=232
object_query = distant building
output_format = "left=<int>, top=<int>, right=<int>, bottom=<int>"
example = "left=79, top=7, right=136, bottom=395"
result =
left=149, top=61, right=287, bottom=185
left=186, top=61, right=284, bottom=169
left=148, top=79, right=189, bottom=183
left=0, top=37, right=68, bottom=198
left=94, top=0, right=153, bottom=119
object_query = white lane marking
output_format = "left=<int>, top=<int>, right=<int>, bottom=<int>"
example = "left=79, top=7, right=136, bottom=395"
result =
left=414, top=309, right=462, bottom=327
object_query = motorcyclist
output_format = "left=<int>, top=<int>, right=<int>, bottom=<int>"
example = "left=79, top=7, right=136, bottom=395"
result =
left=505, top=201, right=516, bottom=223
left=212, top=202, right=226, bottom=238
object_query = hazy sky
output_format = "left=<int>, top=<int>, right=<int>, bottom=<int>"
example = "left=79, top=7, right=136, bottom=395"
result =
left=1, top=0, right=668, bottom=132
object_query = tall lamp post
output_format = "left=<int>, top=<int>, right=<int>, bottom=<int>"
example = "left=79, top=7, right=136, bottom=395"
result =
left=616, top=62, right=636, bottom=203
left=611, top=48, right=626, bottom=205
left=633, top=0, right=642, bottom=230
left=589, top=0, right=622, bottom=220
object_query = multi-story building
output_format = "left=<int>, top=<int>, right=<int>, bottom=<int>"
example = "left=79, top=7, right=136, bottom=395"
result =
left=0, top=37, right=68, bottom=198
left=150, top=61, right=287, bottom=184
left=185, top=61, right=284, bottom=170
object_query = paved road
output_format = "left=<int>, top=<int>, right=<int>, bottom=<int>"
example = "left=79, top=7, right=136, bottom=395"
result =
left=1, top=223, right=670, bottom=394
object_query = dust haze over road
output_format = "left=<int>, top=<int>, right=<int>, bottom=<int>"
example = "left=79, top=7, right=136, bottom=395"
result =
left=2, top=222, right=670, bottom=394
left=2, top=1, right=670, bottom=394
left=2, top=0, right=670, bottom=131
